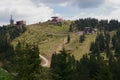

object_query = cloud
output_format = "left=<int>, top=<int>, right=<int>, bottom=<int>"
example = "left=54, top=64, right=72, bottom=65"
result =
left=32, top=0, right=72, bottom=7
left=108, top=0, right=120, bottom=5
left=32, top=0, right=106, bottom=8
left=68, top=0, right=120, bottom=21
left=27, top=0, right=120, bottom=21
left=59, top=2, right=69, bottom=7
left=32, top=0, right=70, bottom=4
left=76, top=0, right=105, bottom=8
left=0, top=0, right=57, bottom=25
left=71, top=8, right=120, bottom=21
left=0, top=0, right=120, bottom=25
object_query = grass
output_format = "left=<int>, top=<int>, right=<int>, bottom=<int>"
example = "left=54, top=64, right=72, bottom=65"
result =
left=12, top=21, right=70, bottom=59
left=12, top=21, right=97, bottom=60
left=65, top=33, right=97, bottom=60
left=0, top=68, right=13, bottom=80
left=39, top=36, right=66, bottom=59
left=13, top=21, right=70, bottom=44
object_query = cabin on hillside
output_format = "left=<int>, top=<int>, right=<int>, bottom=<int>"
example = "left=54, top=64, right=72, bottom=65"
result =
left=49, top=16, right=63, bottom=25
left=83, top=27, right=97, bottom=34
left=16, top=20, right=26, bottom=26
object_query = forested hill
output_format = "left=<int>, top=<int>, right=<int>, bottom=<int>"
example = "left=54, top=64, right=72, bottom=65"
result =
left=11, top=20, right=95, bottom=61
left=0, top=25, right=26, bottom=80
left=0, top=25, right=26, bottom=62
left=12, top=18, right=120, bottom=61
left=0, top=25, right=26, bottom=42
left=70, top=18, right=120, bottom=31
left=1, top=18, right=120, bottom=80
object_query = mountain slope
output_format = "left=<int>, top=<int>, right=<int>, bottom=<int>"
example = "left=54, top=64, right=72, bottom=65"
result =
left=12, top=21, right=70, bottom=66
left=12, top=21, right=97, bottom=66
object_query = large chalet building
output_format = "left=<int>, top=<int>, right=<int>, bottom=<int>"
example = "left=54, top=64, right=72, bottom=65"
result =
left=49, top=16, right=64, bottom=25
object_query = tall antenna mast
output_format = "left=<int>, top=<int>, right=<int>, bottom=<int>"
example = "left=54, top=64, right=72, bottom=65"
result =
left=10, top=15, right=14, bottom=25
left=11, top=15, right=12, bottom=20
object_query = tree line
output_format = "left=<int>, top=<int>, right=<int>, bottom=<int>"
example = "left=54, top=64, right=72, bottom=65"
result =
left=0, top=25, right=26, bottom=63
left=69, top=18, right=120, bottom=31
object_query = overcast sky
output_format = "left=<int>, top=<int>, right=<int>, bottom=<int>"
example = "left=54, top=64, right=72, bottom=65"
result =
left=0, top=0, right=120, bottom=25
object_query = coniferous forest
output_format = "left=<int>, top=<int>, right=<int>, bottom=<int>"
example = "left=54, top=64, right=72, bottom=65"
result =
left=0, top=18, right=120, bottom=80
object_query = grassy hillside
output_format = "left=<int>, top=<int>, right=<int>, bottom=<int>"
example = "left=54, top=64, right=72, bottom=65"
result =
left=65, top=33, right=97, bottom=60
left=12, top=21, right=97, bottom=60
left=12, top=21, right=70, bottom=59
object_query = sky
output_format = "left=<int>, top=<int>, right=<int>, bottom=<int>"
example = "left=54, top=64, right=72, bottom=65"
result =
left=0, top=0, right=120, bottom=25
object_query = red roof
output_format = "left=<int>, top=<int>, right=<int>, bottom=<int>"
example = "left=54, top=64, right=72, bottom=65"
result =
left=51, top=17, right=63, bottom=21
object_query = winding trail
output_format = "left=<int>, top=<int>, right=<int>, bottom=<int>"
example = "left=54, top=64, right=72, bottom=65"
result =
left=40, top=37, right=67, bottom=67
left=39, top=54, right=49, bottom=67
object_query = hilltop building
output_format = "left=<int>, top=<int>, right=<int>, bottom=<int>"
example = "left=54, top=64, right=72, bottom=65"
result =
left=16, top=20, right=26, bottom=26
left=84, top=27, right=97, bottom=34
left=49, top=16, right=63, bottom=25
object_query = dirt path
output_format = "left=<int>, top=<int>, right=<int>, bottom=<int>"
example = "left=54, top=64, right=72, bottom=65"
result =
left=56, top=37, right=67, bottom=53
left=40, top=37, right=67, bottom=67
left=39, top=54, right=49, bottom=67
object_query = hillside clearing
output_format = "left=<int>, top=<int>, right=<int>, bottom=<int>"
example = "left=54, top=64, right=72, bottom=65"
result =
left=12, top=21, right=97, bottom=65
left=65, top=33, right=97, bottom=60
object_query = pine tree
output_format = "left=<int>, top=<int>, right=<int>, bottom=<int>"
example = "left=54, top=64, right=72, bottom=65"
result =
left=93, top=65, right=112, bottom=80
left=14, top=44, right=41, bottom=80
left=50, top=48, right=76, bottom=80
left=76, top=54, right=90, bottom=80
left=90, top=42, right=95, bottom=52
left=80, top=34, right=85, bottom=43
left=115, top=42, right=120, bottom=56
left=89, top=54, right=106, bottom=79
left=109, top=56, right=120, bottom=80
left=104, top=31, right=110, bottom=47
left=67, top=34, right=71, bottom=43
left=112, top=35, right=117, bottom=49
left=69, top=24, right=73, bottom=32
left=90, top=41, right=100, bottom=56
left=96, top=33, right=106, bottom=51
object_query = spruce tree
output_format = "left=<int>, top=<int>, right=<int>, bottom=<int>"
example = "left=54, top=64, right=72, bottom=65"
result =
left=112, top=35, right=117, bottom=49
left=67, top=34, right=71, bottom=43
left=109, top=56, right=120, bottom=80
left=115, top=42, right=120, bottom=56
left=93, top=65, right=112, bottom=80
left=80, top=34, right=85, bottom=43
left=14, top=44, right=41, bottom=80
left=90, top=41, right=100, bottom=56
left=51, top=48, right=76, bottom=80
left=96, top=33, right=106, bottom=51
left=76, top=54, right=90, bottom=80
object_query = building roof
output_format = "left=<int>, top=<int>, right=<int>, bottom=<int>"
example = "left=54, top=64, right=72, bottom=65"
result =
left=51, top=16, right=58, bottom=19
